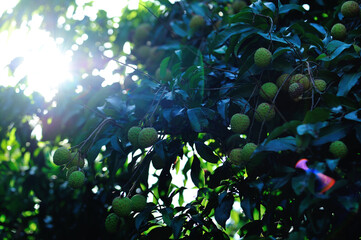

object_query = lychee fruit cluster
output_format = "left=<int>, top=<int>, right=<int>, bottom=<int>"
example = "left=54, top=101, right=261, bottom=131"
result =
left=341, top=1, right=360, bottom=18
left=68, top=171, right=85, bottom=189
left=255, top=103, right=275, bottom=122
left=189, top=15, right=205, bottom=30
left=53, top=147, right=71, bottom=166
left=128, top=126, right=158, bottom=148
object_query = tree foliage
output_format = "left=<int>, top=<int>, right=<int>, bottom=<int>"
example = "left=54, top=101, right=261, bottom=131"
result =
left=1, top=0, right=361, bottom=239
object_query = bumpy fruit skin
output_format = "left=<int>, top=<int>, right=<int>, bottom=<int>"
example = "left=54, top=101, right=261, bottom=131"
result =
left=260, top=82, right=278, bottom=100
left=152, top=154, right=165, bottom=169
left=288, top=82, right=304, bottom=99
left=189, top=15, right=205, bottom=30
left=68, top=152, right=85, bottom=168
left=229, top=148, right=243, bottom=165
left=53, top=147, right=71, bottom=166
left=254, top=48, right=272, bottom=67
left=138, top=127, right=158, bottom=148
left=128, top=126, right=142, bottom=147
left=232, top=0, right=247, bottom=13
left=329, top=141, right=348, bottom=158
left=230, top=113, right=250, bottom=133
left=131, top=194, right=147, bottom=212
left=134, top=23, right=151, bottom=45
left=112, top=197, right=132, bottom=217
left=240, top=143, right=257, bottom=162
left=290, top=74, right=310, bottom=90
left=105, top=213, right=119, bottom=233
left=341, top=1, right=360, bottom=18
left=66, top=166, right=78, bottom=179
left=68, top=171, right=85, bottom=189
left=314, top=79, right=326, bottom=92
left=155, top=68, right=172, bottom=82
left=255, top=103, right=275, bottom=122
left=276, top=73, right=290, bottom=91
left=331, top=23, right=347, bottom=41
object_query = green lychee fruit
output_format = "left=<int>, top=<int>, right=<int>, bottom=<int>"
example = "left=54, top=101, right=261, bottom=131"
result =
left=155, top=68, right=172, bottom=83
left=254, top=47, right=272, bottom=67
left=138, top=127, right=158, bottom=148
left=288, top=82, right=304, bottom=99
left=135, top=45, right=151, bottom=61
left=68, top=171, right=85, bottom=189
left=112, top=197, right=132, bottom=217
left=255, top=103, right=275, bottom=122
left=276, top=73, right=290, bottom=91
left=232, top=0, right=247, bottom=13
left=134, top=23, right=151, bottom=45
left=331, top=23, right=347, bottom=41
left=152, top=154, right=165, bottom=170
left=290, top=74, right=310, bottom=90
left=240, top=143, right=257, bottom=162
left=66, top=166, right=78, bottom=179
left=329, top=140, right=348, bottom=158
left=145, top=47, right=165, bottom=71
left=128, top=126, right=142, bottom=147
left=229, top=148, right=243, bottom=165
left=259, top=82, right=278, bottom=100
left=341, top=1, right=360, bottom=18
left=189, top=15, right=205, bottom=30
left=53, top=147, right=71, bottom=166
left=105, top=213, right=120, bottom=233
left=68, top=152, right=85, bottom=168
left=230, top=113, right=250, bottom=133
left=314, top=79, right=326, bottom=92
left=131, top=194, right=147, bottom=212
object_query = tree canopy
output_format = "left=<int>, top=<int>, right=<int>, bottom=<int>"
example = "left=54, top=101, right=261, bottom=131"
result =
left=0, top=0, right=361, bottom=239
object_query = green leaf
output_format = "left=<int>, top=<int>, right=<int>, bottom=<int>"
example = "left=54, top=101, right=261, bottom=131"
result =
left=171, top=216, right=185, bottom=239
left=187, top=108, right=209, bottom=132
left=267, top=120, right=302, bottom=142
left=312, top=124, right=351, bottom=146
left=292, top=175, right=307, bottom=195
left=344, top=109, right=361, bottom=122
left=195, top=141, right=219, bottom=164
left=191, top=155, right=203, bottom=187
left=297, top=122, right=328, bottom=138
left=337, top=72, right=361, bottom=97
left=279, top=4, right=304, bottom=14
left=215, top=192, right=234, bottom=228
left=338, top=196, right=359, bottom=213
left=256, top=136, right=297, bottom=153
left=303, top=108, right=330, bottom=124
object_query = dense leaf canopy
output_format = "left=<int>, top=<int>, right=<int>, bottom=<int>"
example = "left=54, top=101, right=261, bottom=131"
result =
left=0, top=0, right=361, bottom=239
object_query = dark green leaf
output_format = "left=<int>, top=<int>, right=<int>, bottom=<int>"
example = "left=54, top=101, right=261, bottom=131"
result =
left=304, top=108, right=330, bottom=124
left=337, top=72, right=361, bottom=97
left=256, top=136, right=297, bottom=153
left=215, top=192, right=234, bottom=228
left=195, top=141, right=219, bottom=164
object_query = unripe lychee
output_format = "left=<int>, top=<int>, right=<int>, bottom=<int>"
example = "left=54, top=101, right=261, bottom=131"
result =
left=128, top=126, right=142, bottom=147
left=314, top=79, right=326, bottom=92
left=331, top=23, right=347, bottom=41
left=105, top=213, right=120, bottom=233
left=288, top=82, right=304, bottom=99
left=230, top=113, right=250, bottom=133
left=240, top=143, right=257, bottom=162
left=112, top=197, right=132, bottom=217
left=68, top=171, right=85, bottom=189
left=138, top=127, right=158, bottom=148
left=68, top=152, right=85, bottom=168
left=255, top=103, right=275, bottom=122
left=290, top=74, right=310, bottom=90
left=254, top=47, right=272, bottom=67
left=259, top=82, right=278, bottom=100
left=152, top=154, right=165, bottom=169
left=53, top=147, right=71, bottom=166
left=131, top=194, right=147, bottom=212
left=341, top=1, right=360, bottom=18
left=134, top=23, right=151, bottom=45
left=276, top=73, right=290, bottom=91
left=229, top=148, right=243, bottom=165
left=189, top=15, right=205, bottom=30
left=329, top=140, right=348, bottom=158
left=135, top=45, right=151, bottom=61
left=66, top=166, right=78, bottom=179
left=155, top=68, right=172, bottom=83
left=232, top=0, right=247, bottom=13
